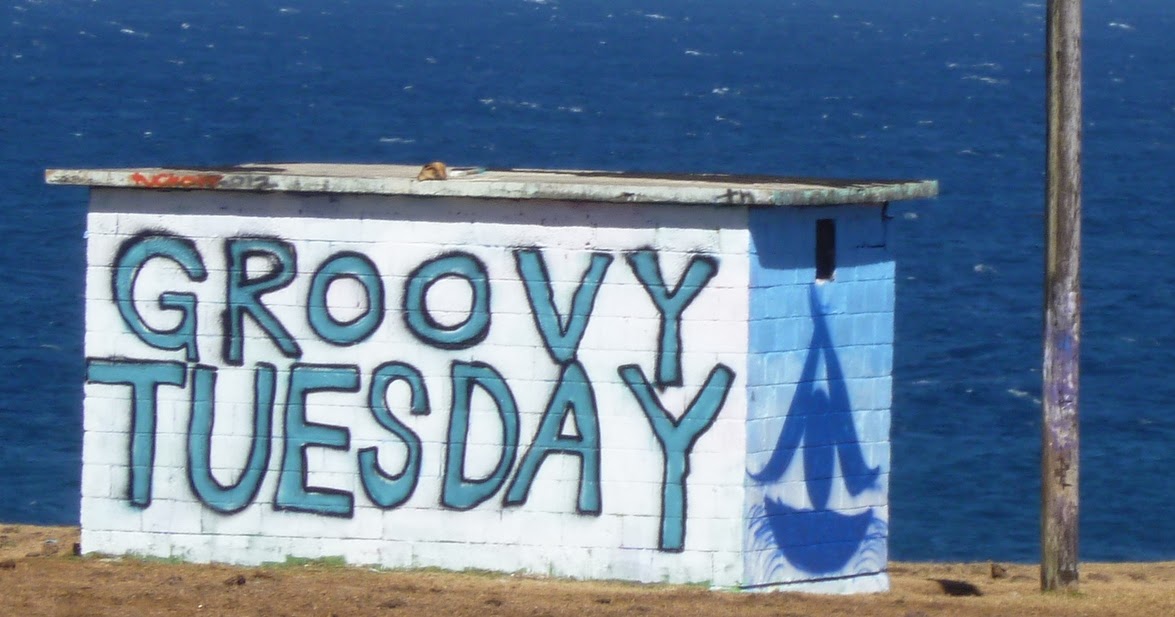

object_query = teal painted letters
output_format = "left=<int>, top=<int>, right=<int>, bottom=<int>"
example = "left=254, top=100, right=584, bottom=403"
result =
left=307, top=252, right=384, bottom=345
left=187, top=363, right=275, bottom=514
left=113, top=233, right=207, bottom=362
left=276, top=364, right=360, bottom=517
left=403, top=253, right=491, bottom=349
left=223, top=238, right=301, bottom=364
left=514, top=249, right=613, bottom=363
left=85, top=359, right=187, bottom=508
left=504, top=361, right=601, bottom=513
left=441, top=362, right=519, bottom=510
left=625, top=251, right=718, bottom=387
left=619, top=363, right=733, bottom=551
left=359, top=362, right=430, bottom=509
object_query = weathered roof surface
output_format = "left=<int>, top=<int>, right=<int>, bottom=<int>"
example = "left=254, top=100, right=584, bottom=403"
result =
left=46, top=163, right=937, bottom=207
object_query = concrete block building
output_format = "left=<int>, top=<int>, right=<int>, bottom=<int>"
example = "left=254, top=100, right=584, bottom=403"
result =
left=48, top=164, right=936, bottom=593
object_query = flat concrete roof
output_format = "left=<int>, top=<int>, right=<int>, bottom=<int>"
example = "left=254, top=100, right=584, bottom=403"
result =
left=46, top=163, right=937, bottom=207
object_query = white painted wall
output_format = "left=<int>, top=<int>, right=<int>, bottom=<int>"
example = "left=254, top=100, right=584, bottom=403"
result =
left=82, top=189, right=752, bottom=586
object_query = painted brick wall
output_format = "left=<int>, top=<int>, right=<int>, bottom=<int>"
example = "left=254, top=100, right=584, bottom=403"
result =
left=743, top=206, right=894, bottom=593
left=80, top=188, right=894, bottom=592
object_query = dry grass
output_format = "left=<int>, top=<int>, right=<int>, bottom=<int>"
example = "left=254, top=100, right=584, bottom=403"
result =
left=2, top=524, right=1172, bottom=617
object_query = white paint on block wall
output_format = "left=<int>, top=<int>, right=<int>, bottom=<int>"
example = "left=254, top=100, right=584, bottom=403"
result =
left=81, top=189, right=752, bottom=586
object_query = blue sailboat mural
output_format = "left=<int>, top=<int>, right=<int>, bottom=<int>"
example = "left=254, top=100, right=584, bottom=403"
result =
left=747, top=285, right=887, bottom=578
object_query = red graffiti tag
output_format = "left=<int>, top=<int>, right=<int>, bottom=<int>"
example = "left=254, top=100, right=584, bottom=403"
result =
left=130, top=172, right=223, bottom=189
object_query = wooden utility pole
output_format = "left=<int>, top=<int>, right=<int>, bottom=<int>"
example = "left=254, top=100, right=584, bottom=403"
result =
left=1042, top=0, right=1082, bottom=593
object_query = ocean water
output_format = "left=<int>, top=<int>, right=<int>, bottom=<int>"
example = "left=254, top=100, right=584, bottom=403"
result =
left=1, top=0, right=1172, bottom=562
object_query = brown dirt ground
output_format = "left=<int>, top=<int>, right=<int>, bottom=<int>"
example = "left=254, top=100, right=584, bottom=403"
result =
left=1, top=525, right=1173, bottom=617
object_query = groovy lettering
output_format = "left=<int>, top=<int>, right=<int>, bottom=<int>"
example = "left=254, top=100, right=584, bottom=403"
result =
left=88, top=232, right=733, bottom=551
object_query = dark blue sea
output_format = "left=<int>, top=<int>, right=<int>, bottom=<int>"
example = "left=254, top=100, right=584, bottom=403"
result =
left=1, top=0, right=1172, bottom=562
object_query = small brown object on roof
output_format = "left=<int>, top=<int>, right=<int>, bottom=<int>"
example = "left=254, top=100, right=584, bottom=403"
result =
left=417, top=161, right=448, bottom=181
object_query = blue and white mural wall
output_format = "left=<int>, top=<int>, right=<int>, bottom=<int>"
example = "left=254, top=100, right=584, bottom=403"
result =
left=744, top=207, right=894, bottom=593
left=80, top=188, right=894, bottom=592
